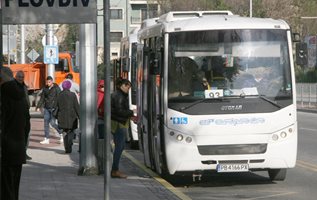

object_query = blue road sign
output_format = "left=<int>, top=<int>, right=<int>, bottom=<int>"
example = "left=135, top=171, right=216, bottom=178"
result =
left=44, top=45, right=59, bottom=64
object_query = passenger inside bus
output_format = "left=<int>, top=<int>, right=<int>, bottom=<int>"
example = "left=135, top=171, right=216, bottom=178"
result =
left=192, top=70, right=210, bottom=92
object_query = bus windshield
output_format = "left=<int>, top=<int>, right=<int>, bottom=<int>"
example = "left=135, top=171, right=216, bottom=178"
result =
left=168, top=29, right=293, bottom=114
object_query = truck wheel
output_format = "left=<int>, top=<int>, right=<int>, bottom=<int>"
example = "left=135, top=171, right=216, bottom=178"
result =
left=268, top=169, right=287, bottom=181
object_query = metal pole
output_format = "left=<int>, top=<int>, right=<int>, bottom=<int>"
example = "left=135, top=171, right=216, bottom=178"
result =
left=301, top=84, right=303, bottom=108
left=147, top=0, right=149, bottom=19
left=0, top=1, right=3, bottom=196
left=21, top=25, right=25, bottom=64
left=79, top=24, right=98, bottom=175
left=249, top=0, right=252, bottom=18
left=7, top=25, right=10, bottom=67
left=126, top=0, right=129, bottom=37
left=309, top=84, right=312, bottom=108
left=46, top=24, right=55, bottom=80
left=104, top=0, right=111, bottom=199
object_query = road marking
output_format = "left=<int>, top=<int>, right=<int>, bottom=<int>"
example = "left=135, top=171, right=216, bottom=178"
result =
left=297, top=160, right=317, bottom=172
left=123, top=151, right=192, bottom=200
left=244, top=192, right=297, bottom=200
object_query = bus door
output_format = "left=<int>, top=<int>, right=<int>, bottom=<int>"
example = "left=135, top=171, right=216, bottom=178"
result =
left=140, top=44, right=152, bottom=168
left=145, top=37, right=164, bottom=173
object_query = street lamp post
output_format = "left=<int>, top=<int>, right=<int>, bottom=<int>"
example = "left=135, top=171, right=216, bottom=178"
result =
left=250, top=0, right=252, bottom=18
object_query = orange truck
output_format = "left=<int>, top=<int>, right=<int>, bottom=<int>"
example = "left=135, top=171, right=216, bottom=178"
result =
left=5, top=52, right=80, bottom=106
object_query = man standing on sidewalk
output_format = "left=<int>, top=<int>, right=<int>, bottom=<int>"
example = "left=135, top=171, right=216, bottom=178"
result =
left=1, top=67, right=28, bottom=200
left=15, top=71, right=32, bottom=160
left=36, top=76, right=63, bottom=144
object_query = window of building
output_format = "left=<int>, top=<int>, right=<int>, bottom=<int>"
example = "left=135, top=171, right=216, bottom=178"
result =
left=110, top=9, right=123, bottom=20
left=110, top=32, right=123, bottom=42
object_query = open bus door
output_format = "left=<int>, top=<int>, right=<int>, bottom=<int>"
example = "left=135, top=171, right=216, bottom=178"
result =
left=140, top=38, right=164, bottom=174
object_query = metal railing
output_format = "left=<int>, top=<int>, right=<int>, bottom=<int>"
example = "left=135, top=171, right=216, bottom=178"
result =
left=296, top=83, right=317, bottom=109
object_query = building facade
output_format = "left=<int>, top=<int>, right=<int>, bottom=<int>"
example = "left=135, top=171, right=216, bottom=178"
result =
left=97, top=0, right=159, bottom=62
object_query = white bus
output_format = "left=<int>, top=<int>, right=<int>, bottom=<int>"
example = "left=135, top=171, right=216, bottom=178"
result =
left=137, top=11, right=297, bottom=181
left=116, top=27, right=140, bottom=149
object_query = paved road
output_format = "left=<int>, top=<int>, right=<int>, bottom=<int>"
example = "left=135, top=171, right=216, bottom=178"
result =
left=128, top=111, right=317, bottom=200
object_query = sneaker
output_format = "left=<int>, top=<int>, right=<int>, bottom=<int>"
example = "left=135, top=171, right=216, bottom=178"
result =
left=40, top=138, right=49, bottom=144
left=58, top=134, right=64, bottom=144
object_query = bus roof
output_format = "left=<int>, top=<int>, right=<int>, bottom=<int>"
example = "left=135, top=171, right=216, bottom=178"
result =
left=165, top=15, right=290, bottom=32
left=138, top=14, right=290, bottom=39
left=121, top=27, right=140, bottom=45
left=141, top=17, right=159, bottom=29
left=158, top=10, right=233, bottom=23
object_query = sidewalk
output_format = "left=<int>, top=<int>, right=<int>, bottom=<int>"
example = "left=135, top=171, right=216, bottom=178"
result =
left=20, top=117, right=180, bottom=200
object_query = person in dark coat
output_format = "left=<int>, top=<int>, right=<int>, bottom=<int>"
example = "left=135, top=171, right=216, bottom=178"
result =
left=1, top=67, right=28, bottom=200
left=15, top=70, right=32, bottom=160
left=56, top=80, right=80, bottom=153
left=111, top=78, right=135, bottom=178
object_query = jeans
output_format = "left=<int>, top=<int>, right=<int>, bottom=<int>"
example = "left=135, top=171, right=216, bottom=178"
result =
left=44, top=108, right=61, bottom=138
left=112, top=127, right=126, bottom=171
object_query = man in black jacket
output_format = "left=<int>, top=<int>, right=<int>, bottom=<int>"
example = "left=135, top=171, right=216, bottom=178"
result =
left=36, top=76, right=62, bottom=144
left=15, top=71, right=32, bottom=160
left=1, top=67, right=28, bottom=200
left=111, top=78, right=135, bottom=178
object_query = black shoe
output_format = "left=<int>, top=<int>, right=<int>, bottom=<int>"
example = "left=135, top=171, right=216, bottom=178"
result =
left=65, top=148, right=72, bottom=154
left=26, top=155, right=32, bottom=160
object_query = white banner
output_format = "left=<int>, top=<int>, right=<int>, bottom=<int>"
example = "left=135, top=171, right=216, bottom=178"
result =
left=2, top=0, right=97, bottom=24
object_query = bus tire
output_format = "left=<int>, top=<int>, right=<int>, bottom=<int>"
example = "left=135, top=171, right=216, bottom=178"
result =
left=268, top=168, right=287, bottom=181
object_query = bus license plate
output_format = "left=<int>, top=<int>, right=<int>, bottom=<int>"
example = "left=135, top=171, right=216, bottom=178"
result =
left=216, top=164, right=249, bottom=172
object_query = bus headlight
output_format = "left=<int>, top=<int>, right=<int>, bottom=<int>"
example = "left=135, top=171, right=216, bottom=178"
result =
left=176, top=134, right=183, bottom=141
left=169, top=131, right=175, bottom=136
left=280, top=131, right=287, bottom=138
left=272, top=134, right=279, bottom=141
left=288, top=128, right=293, bottom=133
left=185, top=136, right=192, bottom=143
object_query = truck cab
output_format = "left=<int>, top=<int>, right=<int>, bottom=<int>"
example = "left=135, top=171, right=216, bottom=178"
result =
left=54, top=52, right=80, bottom=84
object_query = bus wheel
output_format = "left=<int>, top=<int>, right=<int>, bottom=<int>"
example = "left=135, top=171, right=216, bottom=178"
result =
left=268, top=169, right=287, bottom=181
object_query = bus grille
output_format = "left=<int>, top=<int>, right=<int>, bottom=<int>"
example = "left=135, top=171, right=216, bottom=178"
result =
left=197, top=144, right=267, bottom=155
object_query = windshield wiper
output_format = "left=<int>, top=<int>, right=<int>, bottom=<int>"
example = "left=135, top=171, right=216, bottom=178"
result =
left=179, top=98, right=224, bottom=112
left=258, top=95, right=282, bottom=108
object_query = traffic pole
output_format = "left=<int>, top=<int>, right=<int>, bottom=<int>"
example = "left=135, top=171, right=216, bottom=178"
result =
left=46, top=24, right=55, bottom=80
left=103, top=0, right=111, bottom=199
